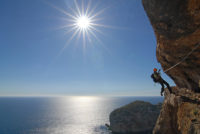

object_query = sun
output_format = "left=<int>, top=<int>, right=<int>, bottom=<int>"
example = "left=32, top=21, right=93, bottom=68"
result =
left=50, top=0, right=110, bottom=53
left=76, top=16, right=91, bottom=29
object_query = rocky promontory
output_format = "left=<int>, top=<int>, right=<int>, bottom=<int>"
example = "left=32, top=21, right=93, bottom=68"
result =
left=109, top=88, right=200, bottom=134
left=109, top=101, right=162, bottom=134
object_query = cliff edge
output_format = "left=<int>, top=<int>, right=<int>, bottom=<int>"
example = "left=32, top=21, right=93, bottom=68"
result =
left=142, top=0, right=200, bottom=92
left=142, top=0, right=200, bottom=134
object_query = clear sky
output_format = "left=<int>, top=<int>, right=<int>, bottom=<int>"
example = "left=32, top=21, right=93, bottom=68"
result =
left=0, top=0, right=175, bottom=96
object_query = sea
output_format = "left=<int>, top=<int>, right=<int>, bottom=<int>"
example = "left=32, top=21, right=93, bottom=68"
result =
left=0, top=96, right=163, bottom=134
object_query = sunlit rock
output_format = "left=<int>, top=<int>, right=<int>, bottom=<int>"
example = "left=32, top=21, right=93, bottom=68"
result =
left=142, top=0, right=200, bottom=92
left=153, top=87, right=200, bottom=134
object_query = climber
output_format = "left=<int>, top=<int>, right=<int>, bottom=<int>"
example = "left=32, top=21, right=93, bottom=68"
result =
left=151, top=68, right=172, bottom=96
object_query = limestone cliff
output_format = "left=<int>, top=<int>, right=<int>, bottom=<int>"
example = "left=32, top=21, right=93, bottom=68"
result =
left=142, top=0, right=200, bottom=134
left=142, top=0, right=200, bottom=92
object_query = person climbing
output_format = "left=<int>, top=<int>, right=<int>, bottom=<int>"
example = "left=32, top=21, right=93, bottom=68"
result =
left=151, top=68, right=172, bottom=96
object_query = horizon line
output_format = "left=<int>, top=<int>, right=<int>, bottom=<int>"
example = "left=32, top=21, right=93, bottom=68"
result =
left=0, top=94, right=162, bottom=97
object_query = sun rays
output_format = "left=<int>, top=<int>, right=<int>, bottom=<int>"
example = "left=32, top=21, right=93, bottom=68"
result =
left=49, top=0, right=110, bottom=54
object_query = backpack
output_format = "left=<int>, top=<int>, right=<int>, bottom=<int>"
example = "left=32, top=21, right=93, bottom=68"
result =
left=151, top=73, right=158, bottom=83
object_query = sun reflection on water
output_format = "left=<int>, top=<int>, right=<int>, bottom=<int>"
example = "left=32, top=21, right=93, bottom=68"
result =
left=70, top=96, right=100, bottom=102
left=50, top=96, right=110, bottom=134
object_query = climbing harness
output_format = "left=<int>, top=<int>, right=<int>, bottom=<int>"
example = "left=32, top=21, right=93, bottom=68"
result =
left=163, top=43, right=200, bottom=73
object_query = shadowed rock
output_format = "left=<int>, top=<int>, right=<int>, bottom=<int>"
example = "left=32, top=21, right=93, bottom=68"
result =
left=109, top=101, right=161, bottom=134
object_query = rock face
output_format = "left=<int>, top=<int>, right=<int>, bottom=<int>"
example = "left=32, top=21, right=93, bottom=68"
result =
left=141, top=1, right=200, bottom=133
left=142, top=0, right=200, bottom=92
left=109, top=101, right=162, bottom=134
left=153, top=87, right=200, bottom=134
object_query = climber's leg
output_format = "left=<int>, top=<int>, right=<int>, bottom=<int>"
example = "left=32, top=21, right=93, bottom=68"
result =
left=163, top=80, right=172, bottom=94
left=160, top=82, right=165, bottom=96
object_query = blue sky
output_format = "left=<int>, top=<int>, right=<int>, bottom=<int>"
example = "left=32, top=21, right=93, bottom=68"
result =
left=0, top=0, right=174, bottom=96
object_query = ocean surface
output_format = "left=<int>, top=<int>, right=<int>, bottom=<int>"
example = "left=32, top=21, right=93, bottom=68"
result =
left=0, top=96, right=163, bottom=134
